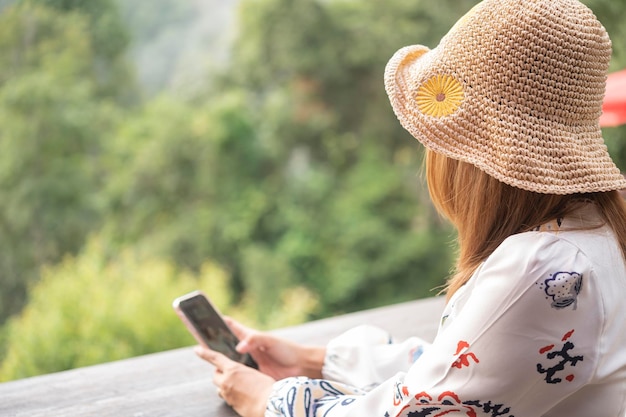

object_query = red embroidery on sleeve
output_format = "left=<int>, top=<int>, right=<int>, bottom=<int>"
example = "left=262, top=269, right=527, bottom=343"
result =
left=537, top=329, right=583, bottom=384
left=451, top=340, right=479, bottom=369
left=439, top=391, right=461, bottom=403
left=390, top=389, right=514, bottom=417
left=455, top=341, right=470, bottom=354
left=539, top=344, right=555, bottom=354
left=415, top=391, right=432, bottom=402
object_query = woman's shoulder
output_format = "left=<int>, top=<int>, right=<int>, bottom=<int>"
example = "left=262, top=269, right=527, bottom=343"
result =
left=467, top=227, right=602, bottom=303
left=494, top=218, right=618, bottom=276
left=497, top=204, right=619, bottom=265
left=492, top=228, right=592, bottom=269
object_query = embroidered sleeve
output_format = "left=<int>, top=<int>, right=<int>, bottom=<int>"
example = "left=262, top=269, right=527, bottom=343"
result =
left=265, top=377, right=366, bottom=417
left=265, top=233, right=603, bottom=417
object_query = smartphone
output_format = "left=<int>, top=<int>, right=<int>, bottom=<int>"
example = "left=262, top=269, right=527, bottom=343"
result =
left=172, top=290, right=258, bottom=369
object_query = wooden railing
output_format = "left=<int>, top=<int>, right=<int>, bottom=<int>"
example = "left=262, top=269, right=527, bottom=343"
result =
left=0, top=296, right=446, bottom=417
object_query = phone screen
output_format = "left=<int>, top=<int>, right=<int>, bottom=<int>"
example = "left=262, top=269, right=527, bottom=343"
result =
left=173, top=291, right=258, bottom=369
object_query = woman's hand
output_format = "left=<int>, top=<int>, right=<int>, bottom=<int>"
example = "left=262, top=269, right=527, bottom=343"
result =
left=194, top=319, right=326, bottom=415
left=195, top=347, right=275, bottom=417
left=224, top=317, right=326, bottom=380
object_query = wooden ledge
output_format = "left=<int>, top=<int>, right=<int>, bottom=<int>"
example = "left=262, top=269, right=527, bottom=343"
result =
left=0, top=296, right=446, bottom=417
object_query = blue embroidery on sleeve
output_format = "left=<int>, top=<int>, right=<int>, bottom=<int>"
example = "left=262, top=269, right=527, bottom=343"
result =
left=536, top=271, right=583, bottom=309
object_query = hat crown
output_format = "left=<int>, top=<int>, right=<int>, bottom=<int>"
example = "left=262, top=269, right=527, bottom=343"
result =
left=440, top=0, right=611, bottom=125
left=385, top=0, right=626, bottom=195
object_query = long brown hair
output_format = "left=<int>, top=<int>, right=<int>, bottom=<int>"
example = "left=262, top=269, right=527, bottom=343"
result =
left=425, top=149, right=626, bottom=300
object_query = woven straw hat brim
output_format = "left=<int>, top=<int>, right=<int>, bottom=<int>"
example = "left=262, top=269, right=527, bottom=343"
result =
left=384, top=0, right=626, bottom=195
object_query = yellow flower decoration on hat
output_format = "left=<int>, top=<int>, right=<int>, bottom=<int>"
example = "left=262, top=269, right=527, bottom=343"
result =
left=416, top=75, right=464, bottom=117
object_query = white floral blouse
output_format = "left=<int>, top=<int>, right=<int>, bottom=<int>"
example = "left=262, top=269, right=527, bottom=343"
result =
left=265, top=204, right=626, bottom=417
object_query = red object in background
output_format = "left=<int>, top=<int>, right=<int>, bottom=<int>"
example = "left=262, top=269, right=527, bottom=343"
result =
left=600, top=69, right=626, bottom=128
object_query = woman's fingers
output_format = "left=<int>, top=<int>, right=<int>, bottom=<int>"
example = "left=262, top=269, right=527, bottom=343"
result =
left=194, top=346, right=231, bottom=371
left=195, top=342, right=275, bottom=416
left=224, top=317, right=267, bottom=354
left=223, top=316, right=249, bottom=340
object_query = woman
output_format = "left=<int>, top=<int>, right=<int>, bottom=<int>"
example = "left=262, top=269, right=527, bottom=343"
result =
left=195, top=0, right=626, bottom=415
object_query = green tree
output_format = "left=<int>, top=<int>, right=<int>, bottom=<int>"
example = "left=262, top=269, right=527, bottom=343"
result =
left=101, top=92, right=296, bottom=321
left=18, top=0, right=137, bottom=102
left=101, top=91, right=268, bottom=269
left=0, top=3, right=118, bottom=322
left=216, top=0, right=466, bottom=313
left=0, top=236, right=317, bottom=381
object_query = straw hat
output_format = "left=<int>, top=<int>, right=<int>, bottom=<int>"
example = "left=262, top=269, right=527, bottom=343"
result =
left=384, top=0, right=626, bottom=194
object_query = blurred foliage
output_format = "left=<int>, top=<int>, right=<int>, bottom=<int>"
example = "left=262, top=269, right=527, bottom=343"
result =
left=17, top=0, right=137, bottom=102
left=114, top=0, right=219, bottom=95
left=0, top=237, right=317, bottom=380
left=1, top=0, right=625, bottom=380
left=99, top=88, right=453, bottom=319
left=0, top=2, right=120, bottom=321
